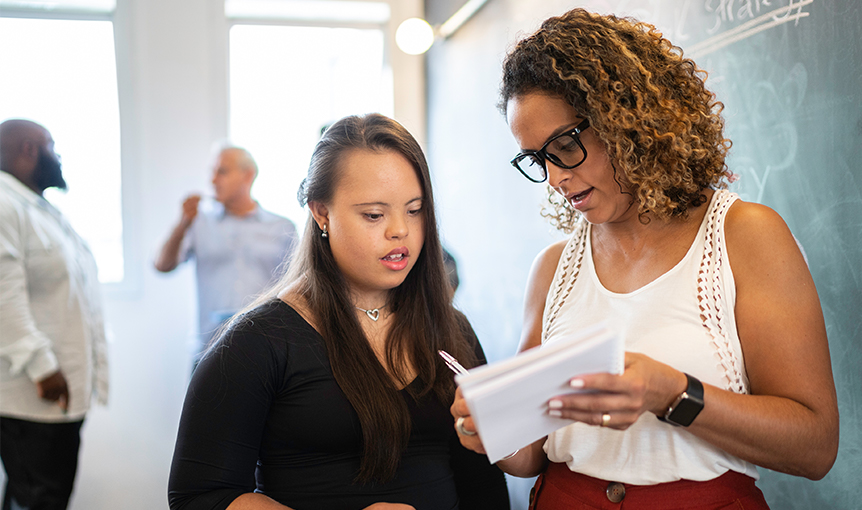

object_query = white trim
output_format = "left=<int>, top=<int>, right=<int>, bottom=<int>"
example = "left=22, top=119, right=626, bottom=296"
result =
left=224, top=0, right=391, bottom=24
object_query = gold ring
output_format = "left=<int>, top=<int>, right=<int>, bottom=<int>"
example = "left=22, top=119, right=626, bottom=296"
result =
left=456, top=416, right=476, bottom=436
left=601, top=413, right=611, bottom=427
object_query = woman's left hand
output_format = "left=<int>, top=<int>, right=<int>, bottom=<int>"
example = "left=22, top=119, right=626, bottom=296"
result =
left=546, top=352, right=686, bottom=430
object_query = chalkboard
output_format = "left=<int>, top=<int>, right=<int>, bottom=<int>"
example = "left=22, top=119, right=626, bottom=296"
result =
left=426, top=0, right=861, bottom=507
left=656, top=2, right=862, bottom=506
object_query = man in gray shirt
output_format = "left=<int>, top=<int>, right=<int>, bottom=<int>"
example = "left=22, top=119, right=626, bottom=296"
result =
left=155, top=146, right=297, bottom=368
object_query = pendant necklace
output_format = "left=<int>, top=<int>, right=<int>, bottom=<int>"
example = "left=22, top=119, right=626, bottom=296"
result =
left=356, top=304, right=386, bottom=322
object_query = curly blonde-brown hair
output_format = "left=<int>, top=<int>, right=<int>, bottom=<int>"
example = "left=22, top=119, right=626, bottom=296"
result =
left=500, top=8, right=731, bottom=232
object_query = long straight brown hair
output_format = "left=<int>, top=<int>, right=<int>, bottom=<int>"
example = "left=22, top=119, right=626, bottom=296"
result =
left=238, top=114, right=477, bottom=483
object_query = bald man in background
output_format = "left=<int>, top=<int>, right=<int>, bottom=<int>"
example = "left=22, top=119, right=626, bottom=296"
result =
left=0, top=119, right=109, bottom=510
left=155, top=146, right=297, bottom=369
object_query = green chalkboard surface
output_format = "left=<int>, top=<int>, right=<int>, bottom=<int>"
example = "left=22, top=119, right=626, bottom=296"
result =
left=663, top=2, right=861, bottom=506
left=600, top=1, right=862, bottom=505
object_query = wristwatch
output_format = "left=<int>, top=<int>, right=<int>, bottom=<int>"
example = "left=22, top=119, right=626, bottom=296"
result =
left=658, top=373, right=704, bottom=427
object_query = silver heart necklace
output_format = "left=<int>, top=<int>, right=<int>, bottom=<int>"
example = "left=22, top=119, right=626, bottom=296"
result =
left=355, top=304, right=386, bottom=321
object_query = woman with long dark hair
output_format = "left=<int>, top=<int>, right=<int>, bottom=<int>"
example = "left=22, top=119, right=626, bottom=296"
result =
left=168, top=114, right=509, bottom=510
left=451, top=9, right=838, bottom=509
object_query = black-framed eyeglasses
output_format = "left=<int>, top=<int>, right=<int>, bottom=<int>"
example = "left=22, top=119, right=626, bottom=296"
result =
left=510, top=119, right=590, bottom=183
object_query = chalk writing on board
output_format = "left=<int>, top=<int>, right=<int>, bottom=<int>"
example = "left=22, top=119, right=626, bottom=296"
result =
left=723, top=59, right=807, bottom=204
left=687, top=0, right=812, bottom=58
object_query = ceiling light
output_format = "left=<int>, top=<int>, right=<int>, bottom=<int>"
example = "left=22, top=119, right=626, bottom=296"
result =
left=395, top=17, right=434, bottom=55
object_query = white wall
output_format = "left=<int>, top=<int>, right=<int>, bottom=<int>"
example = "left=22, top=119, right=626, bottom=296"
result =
left=38, top=0, right=428, bottom=508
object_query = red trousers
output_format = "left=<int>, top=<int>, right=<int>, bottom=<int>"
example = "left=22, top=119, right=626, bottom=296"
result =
left=530, top=462, right=771, bottom=510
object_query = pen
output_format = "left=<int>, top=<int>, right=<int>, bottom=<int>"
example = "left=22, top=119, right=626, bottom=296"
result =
left=438, top=350, right=468, bottom=375
left=439, top=349, right=518, bottom=461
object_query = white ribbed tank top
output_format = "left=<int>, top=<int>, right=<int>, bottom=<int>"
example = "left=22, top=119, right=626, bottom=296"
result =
left=542, top=189, right=759, bottom=484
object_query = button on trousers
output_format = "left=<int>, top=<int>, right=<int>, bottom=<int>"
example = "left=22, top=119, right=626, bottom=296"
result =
left=529, top=462, right=771, bottom=509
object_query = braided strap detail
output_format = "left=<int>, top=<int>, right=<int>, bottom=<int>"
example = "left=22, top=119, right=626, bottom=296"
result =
left=542, top=220, right=588, bottom=343
left=698, top=190, right=746, bottom=394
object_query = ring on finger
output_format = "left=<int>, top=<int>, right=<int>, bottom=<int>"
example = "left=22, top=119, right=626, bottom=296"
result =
left=601, top=412, right=611, bottom=427
left=456, top=416, right=477, bottom=436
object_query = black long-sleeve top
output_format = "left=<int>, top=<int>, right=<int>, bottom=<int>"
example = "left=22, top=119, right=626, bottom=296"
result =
left=168, top=299, right=509, bottom=510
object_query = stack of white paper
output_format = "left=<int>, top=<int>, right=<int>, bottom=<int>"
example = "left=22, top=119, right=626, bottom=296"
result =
left=456, top=324, right=623, bottom=463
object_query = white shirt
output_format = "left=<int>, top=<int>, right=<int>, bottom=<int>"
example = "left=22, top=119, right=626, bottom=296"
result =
left=542, top=190, right=759, bottom=484
left=0, top=171, right=108, bottom=422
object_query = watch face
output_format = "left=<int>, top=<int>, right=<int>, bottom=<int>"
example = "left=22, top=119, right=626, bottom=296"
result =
left=668, top=393, right=703, bottom=426
left=658, top=373, right=705, bottom=427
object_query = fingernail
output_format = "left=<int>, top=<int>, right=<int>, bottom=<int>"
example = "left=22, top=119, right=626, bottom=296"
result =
left=549, top=410, right=562, bottom=417
left=570, top=378, right=585, bottom=388
left=548, top=399, right=563, bottom=409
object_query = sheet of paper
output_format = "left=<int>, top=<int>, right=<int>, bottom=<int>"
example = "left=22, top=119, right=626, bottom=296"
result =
left=456, top=324, right=623, bottom=463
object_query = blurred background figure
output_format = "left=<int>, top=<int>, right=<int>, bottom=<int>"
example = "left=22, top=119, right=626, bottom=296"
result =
left=154, top=145, right=298, bottom=370
left=442, top=247, right=460, bottom=299
left=0, top=119, right=109, bottom=510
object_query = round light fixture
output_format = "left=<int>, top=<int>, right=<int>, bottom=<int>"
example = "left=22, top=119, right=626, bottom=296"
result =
left=395, top=17, right=435, bottom=55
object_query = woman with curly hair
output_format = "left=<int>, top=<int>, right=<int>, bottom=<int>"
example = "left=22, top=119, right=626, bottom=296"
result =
left=451, top=8, right=838, bottom=509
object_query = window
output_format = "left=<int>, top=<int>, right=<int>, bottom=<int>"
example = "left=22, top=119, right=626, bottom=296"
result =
left=0, top=14, right=124, bottom=283
left=228, top=19, right=393, bottom=227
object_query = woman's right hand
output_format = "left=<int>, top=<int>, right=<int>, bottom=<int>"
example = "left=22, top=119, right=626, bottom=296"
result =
left=450, top=386, right=486, bottom=454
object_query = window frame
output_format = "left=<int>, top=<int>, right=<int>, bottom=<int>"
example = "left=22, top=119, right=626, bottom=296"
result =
left=224, top=14, right=394, bottom=227
left=0, top=4, right=140, bottom=296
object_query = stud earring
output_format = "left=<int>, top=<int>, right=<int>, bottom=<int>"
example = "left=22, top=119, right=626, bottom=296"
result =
left=321, top=224, right=328, bottom=238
